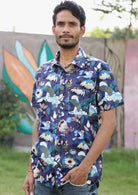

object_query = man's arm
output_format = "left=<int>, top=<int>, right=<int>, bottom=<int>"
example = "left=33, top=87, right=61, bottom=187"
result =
left=80, top=108, right=116, bottom=170
left=61, top=108, right=116, bottom=185
left=23, top=118, right=38, bottom=195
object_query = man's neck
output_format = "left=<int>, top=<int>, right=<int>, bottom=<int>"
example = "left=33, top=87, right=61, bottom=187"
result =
left=59, top=46, right=79, bottom=68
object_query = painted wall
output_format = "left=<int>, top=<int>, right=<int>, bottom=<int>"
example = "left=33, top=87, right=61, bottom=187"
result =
left=0, top=31, right=126, bottom=148
left=0, top=32, right=55, bottom=134
left=124, top=40, right=138, bottom=149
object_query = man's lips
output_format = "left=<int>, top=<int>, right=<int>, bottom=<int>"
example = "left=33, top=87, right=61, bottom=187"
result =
left=59, top=34, right=73, bottom=39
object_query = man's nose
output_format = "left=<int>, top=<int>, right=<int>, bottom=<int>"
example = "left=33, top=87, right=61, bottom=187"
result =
left=63, top=24, right=70, bottom=33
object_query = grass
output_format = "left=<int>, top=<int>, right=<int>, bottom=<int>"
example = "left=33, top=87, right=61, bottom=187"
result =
left=0, top=146, right=30, bottom=195
left=99, top=148, right=138, bottom=195
left=0, top=147, right=138, bottom=195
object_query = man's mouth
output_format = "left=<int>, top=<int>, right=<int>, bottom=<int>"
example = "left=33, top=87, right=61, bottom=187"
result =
left=59, top=34, right=73, bottom=39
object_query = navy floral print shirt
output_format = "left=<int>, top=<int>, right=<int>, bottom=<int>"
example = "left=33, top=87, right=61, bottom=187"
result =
left=31, top=48, right=123, bottom=188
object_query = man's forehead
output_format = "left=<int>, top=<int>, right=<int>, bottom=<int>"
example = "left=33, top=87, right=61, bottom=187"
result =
left=56, top=10, right=80, bottom=22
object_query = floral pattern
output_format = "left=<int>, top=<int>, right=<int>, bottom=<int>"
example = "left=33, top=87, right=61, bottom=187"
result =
left=31, top=48, right=123, bottom=188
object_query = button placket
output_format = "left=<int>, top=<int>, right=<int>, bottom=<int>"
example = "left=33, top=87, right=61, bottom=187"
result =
left=66, top=73, right=72, bottom=114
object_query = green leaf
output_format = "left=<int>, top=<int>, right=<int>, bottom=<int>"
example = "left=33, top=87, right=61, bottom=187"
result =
left=38, top=41, right=53, bottom=67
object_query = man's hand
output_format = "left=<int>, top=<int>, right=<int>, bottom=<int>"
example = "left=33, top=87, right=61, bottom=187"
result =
left=61, top=166, right=89, bottom=185
left=23, top=172, right=34, bottom=195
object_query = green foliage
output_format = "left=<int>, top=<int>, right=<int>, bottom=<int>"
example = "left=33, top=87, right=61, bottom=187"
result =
left=0, top=80, right=25, bottom=141
left=86, top=26, right=138, bottom=39
left=134, top=28, right=138, bottom=39
left=92, top=0, right=138, bottom=40
left=86, top=27, right=111, bottom=38
left=111, top=26, right=136, bottom=39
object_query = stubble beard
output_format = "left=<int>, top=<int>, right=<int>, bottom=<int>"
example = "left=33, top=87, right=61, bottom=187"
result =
left=56, top=35, right=79, bottom=49
left=56, top=40, right=79, bottom=49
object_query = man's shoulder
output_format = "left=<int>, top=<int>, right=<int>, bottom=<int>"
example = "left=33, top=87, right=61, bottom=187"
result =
left=85, top=54, right=109, bottom=70
left=36, top=59, right=54, bottom=74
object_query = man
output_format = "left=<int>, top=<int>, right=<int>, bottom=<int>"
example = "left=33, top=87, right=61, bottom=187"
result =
left=23, top=1, right=124, bottom=195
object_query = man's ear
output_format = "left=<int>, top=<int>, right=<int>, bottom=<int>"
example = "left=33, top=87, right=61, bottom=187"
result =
left=52, top=26, right=55, bottom=35
left=80, top=26, right=85, bottom=37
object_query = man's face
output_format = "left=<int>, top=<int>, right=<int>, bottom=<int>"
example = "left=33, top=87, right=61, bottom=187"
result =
left=52, top=10, right=85, bottom=49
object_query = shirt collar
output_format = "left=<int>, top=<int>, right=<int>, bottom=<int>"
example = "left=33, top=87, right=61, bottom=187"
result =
left=51, top=48, right=88, bottom=69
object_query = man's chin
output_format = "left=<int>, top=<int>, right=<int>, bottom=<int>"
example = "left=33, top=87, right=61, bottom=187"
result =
left=57, top=41, right=79, bottom=49
left=59, top=45, right=76, bottom=49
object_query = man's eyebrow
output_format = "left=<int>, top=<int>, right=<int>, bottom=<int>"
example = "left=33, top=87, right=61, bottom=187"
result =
left=56, top=20, right=78, bottom=24
left=56, top=21, right=64, bottom=24
left=69, top=21, right=78, bottom=25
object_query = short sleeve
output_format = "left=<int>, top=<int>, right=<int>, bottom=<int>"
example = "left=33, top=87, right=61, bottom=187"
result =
left=31, top=80, right=37, bottom=109
left=97, top=62, right=124, bottom=115
left=31, top=69, right=40, bottom=109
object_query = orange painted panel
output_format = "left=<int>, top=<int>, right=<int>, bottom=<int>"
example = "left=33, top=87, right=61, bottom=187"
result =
left=4, top=49, right=34, bottom=102
left=22, top=46, right=38, bottom=71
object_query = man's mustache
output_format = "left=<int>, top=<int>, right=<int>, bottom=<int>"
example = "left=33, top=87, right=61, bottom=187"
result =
left=59, top=34, right=74, bottom=38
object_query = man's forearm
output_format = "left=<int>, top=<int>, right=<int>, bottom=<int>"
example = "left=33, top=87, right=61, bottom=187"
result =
left=79, top=109, right=116, bottom=172
left=23, top=119, right=38, bottom=194
left=31, top=118, right=38, bottom=146
left=28, top=118, right=38, bottom=171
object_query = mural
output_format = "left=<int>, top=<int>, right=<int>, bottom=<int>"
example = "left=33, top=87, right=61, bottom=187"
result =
left=3, top=40, right=53, bottom=134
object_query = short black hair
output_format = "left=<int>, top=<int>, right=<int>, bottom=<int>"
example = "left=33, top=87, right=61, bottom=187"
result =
left=52, top=1, right=86, bottom=27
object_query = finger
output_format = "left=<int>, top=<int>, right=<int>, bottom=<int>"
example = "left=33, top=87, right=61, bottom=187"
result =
left=29, top=184, right=34, bottom=193
left=24, top=188, right=29, bottom=195
left=29, top=182, right=34, bottom=195
left=61, top=172, right=70, bottom=182
left=23, top=184, right=29, bottom=195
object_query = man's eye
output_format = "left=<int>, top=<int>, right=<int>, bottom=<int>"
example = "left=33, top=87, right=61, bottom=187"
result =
left=70, top=22, right=77, bottom=26
left=57, top=22, right=64, bottom=26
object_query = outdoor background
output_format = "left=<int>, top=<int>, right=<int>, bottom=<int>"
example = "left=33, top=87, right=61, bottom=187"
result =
left=0, top=0, right=138, bottom=194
